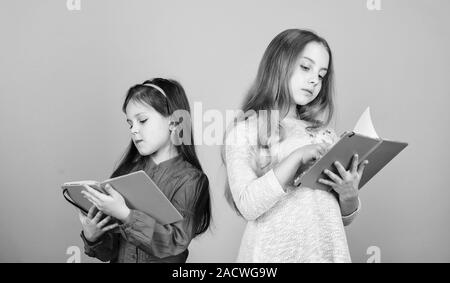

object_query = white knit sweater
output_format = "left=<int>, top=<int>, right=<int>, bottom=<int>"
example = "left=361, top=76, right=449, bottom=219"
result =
left=225, top=116, right=360, bottom=263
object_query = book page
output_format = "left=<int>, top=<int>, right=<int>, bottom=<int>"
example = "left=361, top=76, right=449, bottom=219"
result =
left=63, top=180, right=99, bottom=186
left=353, top=107, right=380, bottom=139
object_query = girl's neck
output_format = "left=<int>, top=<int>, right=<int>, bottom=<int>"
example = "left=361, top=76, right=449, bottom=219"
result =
left=286, top=104, right=299, bottom=119
left=151, top=142, right=179, bottom=165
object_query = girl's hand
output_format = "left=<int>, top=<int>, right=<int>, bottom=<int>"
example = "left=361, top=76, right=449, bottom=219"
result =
left=318, top=154, right=369, bottom=200
left=297, top=142, right=332, bottom=165
left=81, top=184, right=131, bottom=222
left=79, top=206, right=118, bottom=243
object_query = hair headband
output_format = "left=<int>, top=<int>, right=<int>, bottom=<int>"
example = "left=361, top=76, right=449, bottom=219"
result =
left=142, top=83, right=168, bottom=99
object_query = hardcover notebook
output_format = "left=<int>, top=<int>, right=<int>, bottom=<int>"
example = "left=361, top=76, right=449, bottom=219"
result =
left=293, top=107, right=408, bottom=190
left=61, top=170, right=183, bottom=225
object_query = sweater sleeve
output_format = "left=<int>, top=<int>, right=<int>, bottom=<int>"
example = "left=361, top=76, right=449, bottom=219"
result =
left=225, top=120, right=287, bottom=221
left=117, top=173, right=208, bottom=258
left=80, top=230, right=120, bottom=262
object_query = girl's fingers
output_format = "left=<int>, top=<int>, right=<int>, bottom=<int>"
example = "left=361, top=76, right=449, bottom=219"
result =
left=83, top=185, right=107, bottom=202
left=97, top=216, right=111, bottom=228
left=83, top=193, right=100, bottom=208
left=318, top=144, right=328, bottom=155
left=87, top=205, right=96, bottom=219
left=333, top=161, right=347, bottom=179
left=102, top=223, right=119, bottom=232
left=318, top=178, right=335, bottom=187
left=313, top=151, right=321, bottom=160
left=92, top=211, right=103, bottom=223
left=318, top=144, right=329, bottom=156
left=351, top=154, right=359, bottom=173
left=323, top=169, right=342, bottom=184
left=81, top=190, right=100, bottom=205
left=358, top=160, right=369, bottom=176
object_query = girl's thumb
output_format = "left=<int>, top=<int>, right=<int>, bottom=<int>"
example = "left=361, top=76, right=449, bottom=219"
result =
left=104, top=184, right=114, bottom=195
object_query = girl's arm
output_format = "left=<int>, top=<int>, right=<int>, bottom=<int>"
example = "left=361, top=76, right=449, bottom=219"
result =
left=116, top=173, right=207, bottom=259
left=225, top=120, right=328, bottom=221
left=225, top=121, right=285, bottom=221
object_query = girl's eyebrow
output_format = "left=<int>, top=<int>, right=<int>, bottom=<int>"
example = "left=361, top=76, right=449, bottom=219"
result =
left=126, top=112, right=147, bottom=119
left=302, top=56, right=328, bottom=71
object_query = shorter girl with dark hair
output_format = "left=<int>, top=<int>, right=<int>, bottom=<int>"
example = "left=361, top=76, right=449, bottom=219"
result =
left=79, top=78, right=211, bottom=263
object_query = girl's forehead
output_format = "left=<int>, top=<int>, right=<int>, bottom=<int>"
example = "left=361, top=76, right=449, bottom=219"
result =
left=125, top=100, right=155, bottom=116
left=298, top=42, right=329, bottom=67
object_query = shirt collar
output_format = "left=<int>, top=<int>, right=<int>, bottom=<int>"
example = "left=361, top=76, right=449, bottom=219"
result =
left=147, top=154, right=184, bottom=171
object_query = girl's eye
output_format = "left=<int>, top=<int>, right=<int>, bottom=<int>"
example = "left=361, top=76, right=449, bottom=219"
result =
left=301, top=65, right=310, bottom=71
left=128, top=119, right=147, bottom=129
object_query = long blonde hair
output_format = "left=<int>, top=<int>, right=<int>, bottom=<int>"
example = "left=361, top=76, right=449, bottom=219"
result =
left=222, top=29, right=336, bottom=215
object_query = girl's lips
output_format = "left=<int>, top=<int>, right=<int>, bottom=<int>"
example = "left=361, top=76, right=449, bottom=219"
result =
left=302, top=88, right=313, bottom=95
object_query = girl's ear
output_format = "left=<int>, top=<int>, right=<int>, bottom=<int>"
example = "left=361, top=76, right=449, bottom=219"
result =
left=168, top=120, right=177, bottom=132
left=169, top=121, right=182, bottom=146
left=168, top=115, right=183, bottom=131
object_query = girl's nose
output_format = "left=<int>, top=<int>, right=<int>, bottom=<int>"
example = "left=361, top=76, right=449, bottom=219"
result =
left=308, top=75, right=319, bottom=85
left=130, top=125, right=139, bottom=135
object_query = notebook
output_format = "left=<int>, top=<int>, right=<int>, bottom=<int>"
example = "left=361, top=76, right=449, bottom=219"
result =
left=293, top=107, right=408, bottom=190
left=61, top=170, right=183, bottom=225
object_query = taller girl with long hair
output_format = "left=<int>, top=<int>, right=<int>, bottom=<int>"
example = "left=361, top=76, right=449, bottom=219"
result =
left=79, top=78, right=211, bottom=263
left=223, top=29, right=368, bottom=262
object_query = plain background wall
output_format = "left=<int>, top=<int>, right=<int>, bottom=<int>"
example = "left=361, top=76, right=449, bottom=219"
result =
left=1, top=0, right=449, bottom=262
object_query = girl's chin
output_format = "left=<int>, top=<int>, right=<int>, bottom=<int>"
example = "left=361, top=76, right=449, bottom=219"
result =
left=136, top=148, right=154, bottom=156
left=293, top=99, right=312, bottom=106
left=293, top=94, right=316, bottom=106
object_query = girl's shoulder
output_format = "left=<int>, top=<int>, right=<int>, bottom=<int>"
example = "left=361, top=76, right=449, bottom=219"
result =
left=164, top=160, right=208, bottom=205
left=172, top=166, right=209, bottom=198
left=173, top=159, right=208, bottom=184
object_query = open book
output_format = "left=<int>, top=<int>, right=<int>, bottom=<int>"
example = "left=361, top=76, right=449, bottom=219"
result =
left=61, top=170, right=183, bottom=225
left=293, top=107, right=408, bottom=189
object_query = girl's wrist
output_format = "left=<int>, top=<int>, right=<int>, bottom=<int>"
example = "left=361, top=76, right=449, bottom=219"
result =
left=83, top=231, right=100, bottom=244
left=339, top=194, right=358, bottom=207
left=339, top=195, right=359, bottom=217
left=339, top=191, right=358, bottom=202
left=117, top=207, right=131, bottom=223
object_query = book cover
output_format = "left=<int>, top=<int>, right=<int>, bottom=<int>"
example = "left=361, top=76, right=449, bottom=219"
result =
left=62, top=171, right=183, bottom=225
left=293, top=108, right=408, bottom=190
